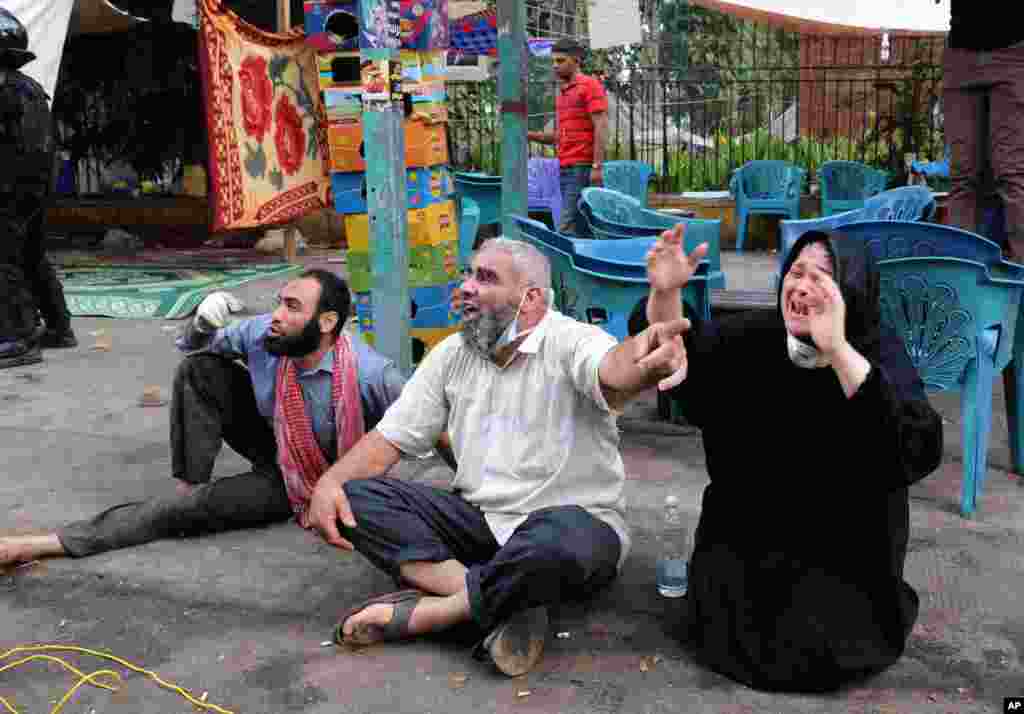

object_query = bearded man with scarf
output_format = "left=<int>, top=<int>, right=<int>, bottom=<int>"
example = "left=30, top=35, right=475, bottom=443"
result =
left=306, top=237, right=691, bottom=678
left=0, top=270, right=424, bottom=566
left=630, top=226, right=944, bottom=692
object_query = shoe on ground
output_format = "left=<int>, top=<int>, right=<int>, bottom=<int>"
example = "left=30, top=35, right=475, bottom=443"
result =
left=479, top=607, right=548, bottom=677
left=0, top=340, right=43, bottom=369
left=40, top=329, right=78, bottom=349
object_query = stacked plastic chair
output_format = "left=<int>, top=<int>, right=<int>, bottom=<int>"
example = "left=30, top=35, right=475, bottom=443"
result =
left=817, top=160, right=888, bottom=216
left=602, top=161, right=654, bottom=207
left=778, top=185, right=937, bottom=276
left=729, top=160, right=806, bottom=253
left=580, top=188, right=724, bottom=289
left=511, top=215, right=712, bottom=344
left=832, top=223, right=1024, bottom=516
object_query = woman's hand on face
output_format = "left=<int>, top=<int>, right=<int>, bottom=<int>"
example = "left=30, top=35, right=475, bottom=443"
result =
left=806, top=268, right=847, bottom=357
left=645, top=223, right=708, bottom=292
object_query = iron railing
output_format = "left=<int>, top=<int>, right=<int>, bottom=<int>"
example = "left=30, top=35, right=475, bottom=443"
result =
left=448, top=36, right=946, bottom=194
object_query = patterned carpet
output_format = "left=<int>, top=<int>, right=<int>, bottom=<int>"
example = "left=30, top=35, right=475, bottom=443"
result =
left=61, top=262, right=302, bottom=319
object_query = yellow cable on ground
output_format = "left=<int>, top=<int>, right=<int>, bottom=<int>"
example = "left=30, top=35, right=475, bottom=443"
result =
left=0, top=644, right=235, bottom=714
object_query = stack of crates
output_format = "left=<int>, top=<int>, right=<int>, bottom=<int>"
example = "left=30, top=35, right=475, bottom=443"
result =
left=304, top=0, right=458, bottom=356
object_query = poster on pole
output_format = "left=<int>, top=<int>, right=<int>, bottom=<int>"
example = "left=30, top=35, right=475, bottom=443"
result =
left=587, top=0, right=641, bottom=50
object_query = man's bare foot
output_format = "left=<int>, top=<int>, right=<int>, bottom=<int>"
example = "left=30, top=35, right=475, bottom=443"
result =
left=0, top=534, right=65, bottom=571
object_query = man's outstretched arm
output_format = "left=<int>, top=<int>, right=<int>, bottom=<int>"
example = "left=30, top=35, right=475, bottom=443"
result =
left=597, top=318, right=691, bottom=411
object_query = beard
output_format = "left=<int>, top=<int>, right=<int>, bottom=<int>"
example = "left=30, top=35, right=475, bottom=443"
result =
left=461, top=303, right=517, bottom=359
left=263, top=314, right=324, bottom=357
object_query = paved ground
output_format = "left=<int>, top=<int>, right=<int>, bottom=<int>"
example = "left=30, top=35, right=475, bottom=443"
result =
left=2, top=248, right=1023, bottom=713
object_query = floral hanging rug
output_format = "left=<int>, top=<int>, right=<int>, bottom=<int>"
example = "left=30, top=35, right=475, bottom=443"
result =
left=199, top=0, right=330, bottom=232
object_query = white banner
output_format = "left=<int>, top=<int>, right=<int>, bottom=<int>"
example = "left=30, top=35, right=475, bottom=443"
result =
left=0, top=0, right=74, bottom=104
left=172, top=0, right=198, bottom=28
left=588, top=0, right=643, bottom=49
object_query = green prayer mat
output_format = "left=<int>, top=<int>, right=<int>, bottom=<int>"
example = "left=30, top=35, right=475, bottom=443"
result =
left=61, top=263, right=303, bottom=319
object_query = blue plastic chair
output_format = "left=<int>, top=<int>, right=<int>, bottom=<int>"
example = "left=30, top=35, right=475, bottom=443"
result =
left=511, top=215, right=712, bottom=343
left=602, top=161, right=654, bottom=207
left=777, top=186, right=938, bottom=275
left=527, top=158, right=562, bottom=228
left=818, top=161, right=888, bottom=217
left=729, top=160, right=806, bottom=253
left=580, top=187, right=640, bottom=226
left=861, top=185, right=936, bottom=222
left=458, top=196, right=481, bottom=270
left=833, top=221, right=1007, bottom=266
left=875, top=256, right=1024, bottom=516
left=832, top=220, right=1024, bottom=482
left=580, top=187, right=699, bottom=233
left=577, top=197, right=725, bottom=290
left=453, top=172, right=502, bottom=228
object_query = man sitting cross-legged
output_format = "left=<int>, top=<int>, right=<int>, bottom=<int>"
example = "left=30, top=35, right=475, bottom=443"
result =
left=306, top=237, right=691, bottom=676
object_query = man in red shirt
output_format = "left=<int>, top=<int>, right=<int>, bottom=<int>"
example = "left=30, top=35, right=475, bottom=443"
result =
left=528, top=39, right=608, bottom=236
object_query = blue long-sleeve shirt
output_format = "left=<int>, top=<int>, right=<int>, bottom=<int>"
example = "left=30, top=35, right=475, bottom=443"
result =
left=177, top=315, right=406, bottom=460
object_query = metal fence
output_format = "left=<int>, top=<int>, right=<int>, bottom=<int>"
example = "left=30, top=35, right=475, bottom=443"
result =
left=447, top=35, right=946, bottom=194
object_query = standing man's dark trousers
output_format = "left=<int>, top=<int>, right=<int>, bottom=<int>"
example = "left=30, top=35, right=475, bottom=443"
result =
left=58, top=354, right=293, bottom=557
left=340, top=478, right=622, bottom=633
left=23, top=210, right=74, bottom=345
left=944, top=42, right=1024, bottom=259
left=0, top=205, right=43, bottom=368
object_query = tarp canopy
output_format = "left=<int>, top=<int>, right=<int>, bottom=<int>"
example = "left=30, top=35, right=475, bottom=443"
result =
left=689, top=0, right=950, bottom=33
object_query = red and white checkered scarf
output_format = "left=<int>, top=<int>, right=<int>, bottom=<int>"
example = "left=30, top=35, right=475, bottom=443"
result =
left=273, top=333, right=365, bottom=527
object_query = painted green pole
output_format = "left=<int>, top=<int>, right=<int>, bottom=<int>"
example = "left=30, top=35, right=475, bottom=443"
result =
left=497, top=0, right=528, bottom=238
left=362, top=44, right=412, bottom=374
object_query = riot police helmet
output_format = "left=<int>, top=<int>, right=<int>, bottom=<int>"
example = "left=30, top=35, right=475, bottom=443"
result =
left=0, top=8, right=36, bottom=70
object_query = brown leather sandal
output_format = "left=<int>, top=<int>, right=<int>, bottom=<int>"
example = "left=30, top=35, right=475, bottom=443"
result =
left=334, top=589, right=424, bottom=647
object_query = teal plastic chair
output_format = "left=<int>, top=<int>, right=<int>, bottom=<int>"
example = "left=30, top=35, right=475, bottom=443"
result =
left=834, top=221, right=1006, bottom=266
left=875, top=256, right=1024, bottom=516
left=577, top=196, right=725, bottom=289
left=818, top=161, right=888, bottom=216
left=602, top=161, right=654, bottom=207
left=581, top=187, right=696, bottom=230
left=831, top=220, right=1024, bottom=482
left=458, top=196, right=481, bottom=269
left=861, top=185, right=936, bottom=221
left=511, top=215, right=712, bottom=343
left=453, top=172, right=502, bottom=228
left=778, top=186, right=938, bottom=275
left=580, top=187, right=639, bottom=226
left=729, top=160, right=806, bottom=253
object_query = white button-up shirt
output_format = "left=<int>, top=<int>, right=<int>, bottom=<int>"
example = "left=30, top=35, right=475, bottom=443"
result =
left=375, top=309, right=630, bottom=568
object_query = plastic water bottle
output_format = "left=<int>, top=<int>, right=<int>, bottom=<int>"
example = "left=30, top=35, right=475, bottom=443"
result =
left=656, top=494, right=689, bottom=598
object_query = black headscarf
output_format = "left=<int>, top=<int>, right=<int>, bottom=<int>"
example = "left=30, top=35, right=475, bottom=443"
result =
left=777, top=230, right=882, bottom=357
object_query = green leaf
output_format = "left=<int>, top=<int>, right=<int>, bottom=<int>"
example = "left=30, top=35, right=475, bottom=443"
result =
left=243, top=142, right=266, bottom=179
left=269, top=167, right=284, bottom=191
